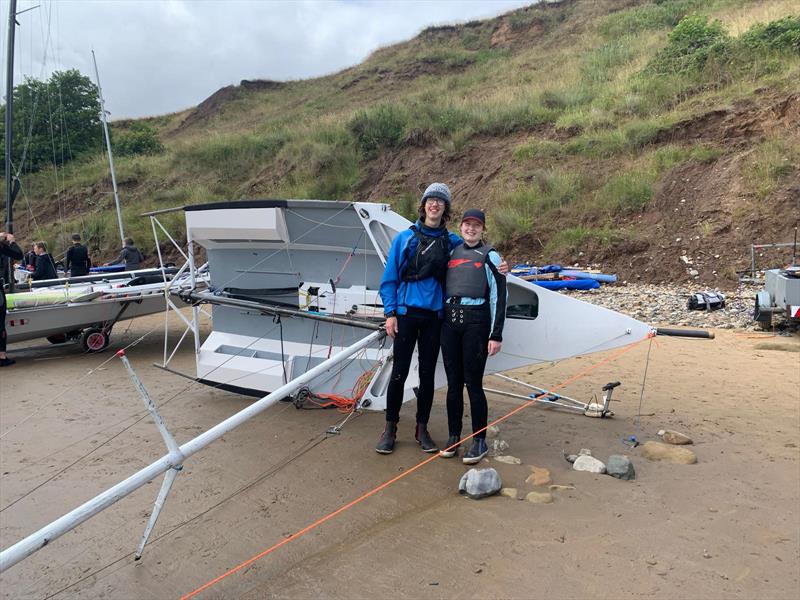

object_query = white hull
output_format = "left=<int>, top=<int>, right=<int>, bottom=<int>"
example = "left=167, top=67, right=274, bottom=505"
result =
left=5, top=292, right=166, bottom=344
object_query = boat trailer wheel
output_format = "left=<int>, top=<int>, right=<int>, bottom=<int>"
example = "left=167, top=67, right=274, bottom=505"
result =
left=81, top=328, right=110, bottom=353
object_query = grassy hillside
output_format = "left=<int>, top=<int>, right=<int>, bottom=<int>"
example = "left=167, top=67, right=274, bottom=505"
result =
left=8, top=0, right=800, bottom=284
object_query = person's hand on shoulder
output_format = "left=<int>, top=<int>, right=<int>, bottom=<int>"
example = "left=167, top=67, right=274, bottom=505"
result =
left=498, top=259, right=509, bottom=275
left=385, top=316, right=398, bottom=338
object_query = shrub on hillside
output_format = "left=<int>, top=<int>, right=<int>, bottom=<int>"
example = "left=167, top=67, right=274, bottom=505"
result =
left=647, top=14, right=730, bottom=75
left=113, top=122, right=165, bottom=156
left=740, top=16, right=800, bottom=53
left=348, top=105, right=407, bottom=156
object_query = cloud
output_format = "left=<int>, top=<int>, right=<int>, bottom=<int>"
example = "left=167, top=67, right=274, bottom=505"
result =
left=9, top=0, right=532, bottom=119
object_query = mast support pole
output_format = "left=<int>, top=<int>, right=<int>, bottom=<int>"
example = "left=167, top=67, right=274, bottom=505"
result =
left=4, top=0, right=18, bottom=291
left=91, top=50, right=125, bottom=246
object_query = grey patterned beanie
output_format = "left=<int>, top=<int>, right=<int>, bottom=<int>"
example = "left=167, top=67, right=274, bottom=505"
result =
left=421, top=182, right=451, bottom=206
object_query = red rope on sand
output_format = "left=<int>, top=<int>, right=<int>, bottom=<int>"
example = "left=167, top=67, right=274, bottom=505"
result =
left=181, top=335, right=652, bottom=599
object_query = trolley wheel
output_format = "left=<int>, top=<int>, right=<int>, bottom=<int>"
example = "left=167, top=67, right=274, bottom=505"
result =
left=80, top=328, right=110, bottom=353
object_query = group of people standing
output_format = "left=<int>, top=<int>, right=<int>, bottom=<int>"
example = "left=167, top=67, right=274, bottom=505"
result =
left=19, top=235, right=91, bottom=281
left=377, top=183, right=507, bottom=465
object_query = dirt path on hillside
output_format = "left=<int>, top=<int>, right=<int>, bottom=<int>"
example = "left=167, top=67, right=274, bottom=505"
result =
left=1, top=312, right=798, bottom=599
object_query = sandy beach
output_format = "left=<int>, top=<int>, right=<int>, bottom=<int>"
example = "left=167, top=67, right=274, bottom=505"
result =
left=1, top=310, right=798, bottom=599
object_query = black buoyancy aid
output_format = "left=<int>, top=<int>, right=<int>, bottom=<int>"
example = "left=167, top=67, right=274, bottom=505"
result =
left=446, top=243, right=492, bottom=299
left=402, top=227, right=450, bottom=283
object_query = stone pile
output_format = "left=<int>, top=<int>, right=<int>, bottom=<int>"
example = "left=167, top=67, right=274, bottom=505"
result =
left=565, top=282, right=766, bottom=330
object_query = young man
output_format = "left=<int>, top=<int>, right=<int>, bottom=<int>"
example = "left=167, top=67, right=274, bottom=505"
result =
left=65, top=233, right=91, bottom=277
left=376, top=183, right=462, bottom=454
left=111, top=238, right=144, bottom=271
left=31, top=241, right=57, bottom=281
left=440, top=209, right=506, bottom=464
left=1, top=232, right=24, bottom=367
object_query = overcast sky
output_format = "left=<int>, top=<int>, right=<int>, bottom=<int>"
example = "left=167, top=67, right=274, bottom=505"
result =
left=2, top=0, right=533, bottom=119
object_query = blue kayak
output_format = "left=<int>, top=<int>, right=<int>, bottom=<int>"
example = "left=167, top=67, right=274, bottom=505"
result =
left=90, top=264, right=126, bottom=273
left=560, top=269, right=617, bottom=283
left=531, top=279, right=600, bottom=290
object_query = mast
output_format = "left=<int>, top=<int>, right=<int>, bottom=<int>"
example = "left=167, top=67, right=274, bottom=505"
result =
left=4, top=0, right=18, bottom=290
left=91, top=49, right=125, bottom=246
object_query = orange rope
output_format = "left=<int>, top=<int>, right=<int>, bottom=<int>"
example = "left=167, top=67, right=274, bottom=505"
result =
left=181, top=335, right=652, bottom=599
left=306, top=362, right=381, bottom=413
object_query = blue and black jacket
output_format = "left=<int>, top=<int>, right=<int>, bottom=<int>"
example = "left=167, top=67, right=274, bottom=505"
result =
left=379, top=220, right=463, bottom=316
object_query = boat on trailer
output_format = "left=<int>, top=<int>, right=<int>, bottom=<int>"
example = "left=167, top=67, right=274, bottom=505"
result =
left=5, top=266, right=204, bottom=351
left=0, top=198, right=713, bottom=573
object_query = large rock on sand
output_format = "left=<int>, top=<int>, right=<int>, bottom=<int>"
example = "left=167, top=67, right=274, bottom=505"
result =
left=459, top=468, right=502, bottom=499
left=641, top=441, right=697, bottom=464
left=606, top=454, right=636, bottom=480
left=573, top=455, right=606, bottom=474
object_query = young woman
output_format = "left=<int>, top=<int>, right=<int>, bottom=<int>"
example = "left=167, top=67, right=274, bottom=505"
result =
left=376, top=183, right=461, bottom=454
left=439, top=209, right=506, bottom=464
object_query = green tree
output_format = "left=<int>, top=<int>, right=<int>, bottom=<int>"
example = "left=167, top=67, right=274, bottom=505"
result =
left=0, top=69, right=102, bottom=176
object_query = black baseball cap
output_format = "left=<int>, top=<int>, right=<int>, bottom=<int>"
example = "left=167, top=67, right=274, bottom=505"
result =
left=461, top=208, right=485, bottom=225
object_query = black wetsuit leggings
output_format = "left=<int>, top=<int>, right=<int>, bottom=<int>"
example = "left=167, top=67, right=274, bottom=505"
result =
left=440, top=305, right=490, bottom=439
left=384, top=310, right=441, bottom=424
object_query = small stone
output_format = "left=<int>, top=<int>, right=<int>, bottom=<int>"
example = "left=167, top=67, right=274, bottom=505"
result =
left=606, top=454, right=636, bottom=480
left=641, top=441, right=697, bottom=464
left=578, top=448, right=592, bottom=456
left=565, top=454, right=578, bottom=464
left=549, top=484, right=575, bottom=491
left=500, top=487, right=518, bottom=499
left=572, top=455, right=606, bottom=474
left=494, top=455, right=522, bottom=465
left=657, top=429, right=693, bottom=445
left=486, top=425, right=500, bottom=439
left=526, top=466, right=552, bottom=486
left=703, top=549, right=712, bottom=559
left=490, top=439, right=510, bottom=456
left=458, top=468, right=502, bottom=499
left=689, top=269, right=699, bottom=277
left=525, top=491, right=553, bottom=504
left=646, top=559, right=658, bottom=566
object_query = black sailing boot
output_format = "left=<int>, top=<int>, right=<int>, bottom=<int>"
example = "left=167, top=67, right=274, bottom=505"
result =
left=415, top=423, right=439, bottom=453
left=375, top=422, right=398, bottom=454
left=440, top=435, right=460, bottom=458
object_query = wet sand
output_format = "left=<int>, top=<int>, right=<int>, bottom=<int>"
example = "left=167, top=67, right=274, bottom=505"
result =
left=1, top=311, right=798, bottom=599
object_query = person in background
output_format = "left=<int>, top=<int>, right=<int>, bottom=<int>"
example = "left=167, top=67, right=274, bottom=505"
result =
left=24, top=243, right=36, bottom=270
left=65, top=233, right=91, bottom=277
left=110, top=238, right=144, bottom=271
left=1, top=232, right=24, bottom=367
left=31, top=241, right=57, bottom=281
left=439, top=209, right=506, bottom=464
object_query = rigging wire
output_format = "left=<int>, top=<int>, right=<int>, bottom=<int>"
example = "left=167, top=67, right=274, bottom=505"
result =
left=0, top=318, right=285, bottom=509
left=38, top=427, right=333, bottom=600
